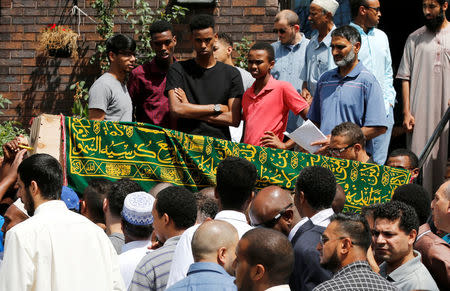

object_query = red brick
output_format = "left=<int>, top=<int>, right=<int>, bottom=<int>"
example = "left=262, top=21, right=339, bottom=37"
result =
left=11, top=50, right=35, bottom=58
left=22, top=58, right=36, bottom=66
left=0, top=59, right=21, bottom=66
left=59, top=67, right=74, bottom=75
left=244, top=7, right=265, bottom=16
left=232, top=0, right=257, bottom=5
left=10, top=33, right=35, bottom=41
left=3, top=42, right=22, bottom=49
left=256, top=33, right=277, bottom=41
left=249, top=24, right=264, bottom=32
left=2, top=7, right=22, bottom=16
left=13, top=0, right=36, bottom=8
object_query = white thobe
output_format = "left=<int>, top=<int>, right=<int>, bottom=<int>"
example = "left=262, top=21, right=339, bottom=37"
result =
left=119, top=240, right=152, bottom=289
left=166, top=210, right=253, bottom=288
left=0, top=200, right=125, bottom=291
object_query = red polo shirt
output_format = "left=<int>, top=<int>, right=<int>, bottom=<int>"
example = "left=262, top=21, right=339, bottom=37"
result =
left=242, top=76, right=308, bottom=147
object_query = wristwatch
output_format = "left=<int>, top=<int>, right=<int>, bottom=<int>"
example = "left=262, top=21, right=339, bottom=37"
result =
left=213, top=104, right=221, bottom=114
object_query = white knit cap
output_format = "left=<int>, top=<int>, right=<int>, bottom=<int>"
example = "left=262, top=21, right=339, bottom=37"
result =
left=311, top=0, right=339, bottom=16
left=13, top=199, right=29, bottom=217
left=121, top=191, right=155, bottom=225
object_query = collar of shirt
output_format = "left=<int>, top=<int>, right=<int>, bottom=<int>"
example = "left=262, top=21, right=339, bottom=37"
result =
left=187, top=262, right=231, bottom=277
left=333, top=260, right=372, bottom=278
left=214, top=210, right=248, bottom=224
left=265, top=284, right=291, bottom=291
left=121, top=239, right=151, bottom=253
left=311, top=25, right=336, bottom=49
left=331, top=61, right=364, bottom=79
left=164, top=235, right=181, bottom=247
left=310, top=208, right=334, bottom=227
left=34, top=200, right=69, bottom=215
left=146, top=57, right=177, bottom=75
left=248, top=75, right=277, bottom=100
left=349, top=22, right=375, bottom=36
left=282, top=33, right=307, bottom=51
left=288, top=217, right=309, bottom=241
left=381, top=250, right=423, bottom=282
left=416, top=223, right=433, bottom=242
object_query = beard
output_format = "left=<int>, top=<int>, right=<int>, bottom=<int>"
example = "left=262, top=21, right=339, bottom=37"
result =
left=424, top=9, right=445, bottom=32
left=335, top=48, right=356, bottom=67
left=320, top=248, right=341, bottom=273
left=23, top=187, right=35, bottom=217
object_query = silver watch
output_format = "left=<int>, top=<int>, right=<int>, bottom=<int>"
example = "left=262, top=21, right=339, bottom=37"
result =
left=214, top=104, right=221, bottom=113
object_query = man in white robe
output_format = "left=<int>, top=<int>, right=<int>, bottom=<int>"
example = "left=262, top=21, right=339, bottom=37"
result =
left=397, top=0, right=450, bottom=194
left=0, top=153, right=125, bottom=291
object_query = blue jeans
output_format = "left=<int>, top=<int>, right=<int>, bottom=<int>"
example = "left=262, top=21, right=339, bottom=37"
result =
left=372, top=106, right=394, bottom=165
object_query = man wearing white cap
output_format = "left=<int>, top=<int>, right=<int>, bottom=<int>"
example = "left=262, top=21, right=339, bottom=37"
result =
left=119, top=191, right=155, bottom=289
left=301, top=0, right=339, bottom=101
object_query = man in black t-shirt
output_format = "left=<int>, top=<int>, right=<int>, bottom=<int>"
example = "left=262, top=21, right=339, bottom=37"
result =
left=165, top=14, right=244, bottom=140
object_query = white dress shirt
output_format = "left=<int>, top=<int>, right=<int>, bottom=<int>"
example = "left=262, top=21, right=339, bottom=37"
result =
left=166, top=210, right=253, bottom=288
left=119, top=239, right=152, bottom=289
left=288, top=217, right=309, bottom=242
left=265, top=284, right=291, bottom=291
left=0, top=200, right=125, bottom=291
left=310, top=208, right=334, bottom=228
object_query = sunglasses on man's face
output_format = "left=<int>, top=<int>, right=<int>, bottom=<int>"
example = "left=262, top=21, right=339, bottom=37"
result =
left=252, top=203, right=293, bottom=228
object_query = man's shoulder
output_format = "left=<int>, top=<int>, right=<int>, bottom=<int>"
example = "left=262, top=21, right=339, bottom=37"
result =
left=137, top=241, right=177, bottom=269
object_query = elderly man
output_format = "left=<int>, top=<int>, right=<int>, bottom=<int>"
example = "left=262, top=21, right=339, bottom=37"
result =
left=308, top=25, right=387, bottom=157
left=432, top=180, right=450, bottom=234
left=301, top=0, right=339, bottom=101
left=271, top=9, right=310, bottom=132
left=166, top=220, right=239, bottom=291
left=0, top=154, right=125, bottom=290
left=397, top=0, right=450, bottom=194
left=250, top=186, right=331, bottom=291
left=349, top=0, right=396, bottom=164
left=234, top=228, right=294, bottom=291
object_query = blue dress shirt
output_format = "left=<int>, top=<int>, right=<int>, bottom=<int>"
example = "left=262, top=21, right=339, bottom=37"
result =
left=166, top=262, right=237, bottom=291
left=307, top=62, right=387, bottom=154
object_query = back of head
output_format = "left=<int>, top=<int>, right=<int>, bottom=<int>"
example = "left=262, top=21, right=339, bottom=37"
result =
left=330, top=213, right=372, bottom=252
left=296, top=166, right=336, bottom=211
left=392, top=184, right=430, bottom=225
left=150, top=20, right=174, bottom=37
left=275, top=9, right=300, bottom=25
left=217, top=32, right=233, bottom=47
left=106, top=34, right=136, bottom=55
left=387, top=148, right=419, bottom=169
left=242, top=228, right=294, bottom=285
left=189, top=14, right=215, bottom=32
left=148, top=182, right=173, bottom=198
left=249, top=42, right=275, bottom=62
left=374, top=201, right=419, bottom=234
left=83, top=178, right=113, bottom=224
left=216, top=157, right=257, bottom=211
left=17, top=153, right=63, bottom=200
left=194, top=192, right=219, bottom=223
left=192, top=220, right=238, bottom=262
left=155, top=186, right=197, bottom=229
left=108, top=178, right=143, bottom=217
left=349, top=0, right=367, bottom=19
left=331, top=122, right=366, bottom=148
left=331, top=25, right=361, bottom=45
left=332, top=184, right=346, bottom=213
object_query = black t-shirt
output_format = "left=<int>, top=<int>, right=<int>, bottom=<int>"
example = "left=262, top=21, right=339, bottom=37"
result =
left=165, top=59, right=244, bottom=140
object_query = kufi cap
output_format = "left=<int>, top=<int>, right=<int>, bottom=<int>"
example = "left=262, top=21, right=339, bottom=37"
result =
left=311, top=0, right=339, bottom=16
left=61, top=186, right=80, bottom=212
left=13, top=199, right=29, bottom=217
left=122, top=191, right=155, bottom=225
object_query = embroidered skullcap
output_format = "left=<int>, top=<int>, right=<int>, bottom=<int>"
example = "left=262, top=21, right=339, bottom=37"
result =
left=121, top=191, right=155, bottom=225
left=311, top=0, right=339, bottom=16
left=13, top=199, right=29, bottom=217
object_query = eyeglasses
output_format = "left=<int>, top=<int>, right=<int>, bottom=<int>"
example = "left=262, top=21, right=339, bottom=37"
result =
left=272, top=26, right=294, bottom=34
left=320, top=235, right=362, bottom=246
left=364, top=6, right=381, bottom=13
left=252, top=203, right=293, bottom=228
left=328, top=143, right=356, bottom=157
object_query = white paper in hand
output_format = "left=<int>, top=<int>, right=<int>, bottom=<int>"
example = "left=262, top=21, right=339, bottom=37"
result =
left=284, top=120, right=327, bottom=153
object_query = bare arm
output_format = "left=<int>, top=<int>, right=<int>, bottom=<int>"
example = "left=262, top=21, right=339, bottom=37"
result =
left=0, top=149, right=26, bottom=202
left=361, top=126, right=386, bottom=140
left=401, top=79, right=415, bottom=131
left=199, top=98, right=241, bottom=127
left=168, top=88, right=228, bottom=119
left=260, top=131, right=296, bottom=150
left=88, top=109, right=106, bottom=121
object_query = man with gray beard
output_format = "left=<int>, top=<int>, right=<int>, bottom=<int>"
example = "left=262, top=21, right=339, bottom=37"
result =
left=308, top=25, right=387, bottom=158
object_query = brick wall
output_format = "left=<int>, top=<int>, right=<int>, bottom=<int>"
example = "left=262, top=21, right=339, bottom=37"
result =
left=0, top=0, right=278, bottom=125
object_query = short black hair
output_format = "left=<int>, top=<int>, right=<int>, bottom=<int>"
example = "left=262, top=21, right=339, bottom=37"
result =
left=331, top=25, right=361, bottom=45
left=18, top=154, right=63, bottom=200
left=155, top=186, right=197, bottom=229
left=392, top=184, right=430, bottom=225
left=295, top=166, right=336, bottom=210
left=106, top=34, right=136, bottom=55
left=349, top=0, right=370, bottom=19
left=360, top=203, right=381, bottom=218
left=331, top=122, right=366, bottom=148
left=387, top=148, right=419, bottom=169
left=194, top=192, right=218, bottom=221
left=217, top=32, right=233, bottom=47
left=122, top=219, right=153, bottom=240
left=374, top=201, right=419, bottom=234
left=249, top=42, right=275, bottom=62
left=216, top=157, right=257, bottom=211
left=108, top=178, right=143, bottom=217
left=189, top=14, right=215, bottom=32
left=242, top=228, right=294, bottom=285
left=83, top=178, right=114, bottom=224
left=330, top=213, right=371, bottom=251
left=150, top=20, right=174, bottom=37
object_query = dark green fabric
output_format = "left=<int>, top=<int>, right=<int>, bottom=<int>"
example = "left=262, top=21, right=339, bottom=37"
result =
left=65, top=117, right=411, bottom=213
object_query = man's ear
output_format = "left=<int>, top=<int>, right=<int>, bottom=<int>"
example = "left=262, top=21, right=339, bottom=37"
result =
left=227, top=45, right=233, bottom=57
left=408, top=229, right=417, bottom=246
left=293, top=24, right=300, bottom=32
left=172, top=35, right=177, bottom=46
left=108, top=51, right=116, bottom=63
left=217, top=246, right=227, bottom=267
left=30, top=181, right=39, bottom=197
left=250, top=264, right=265, bottom=281
left=103, top=198, right=109, bottom=214
left=80, top=200, right=87, bottom=215
left=353, top=143, right=362, bottom=152
left=340, top=238, right=352, bottom=255
left=354, top=42, right=361, bottom=54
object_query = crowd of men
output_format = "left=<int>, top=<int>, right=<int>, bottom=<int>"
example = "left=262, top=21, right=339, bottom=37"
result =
left=0, top=0, right=449, bottom=290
